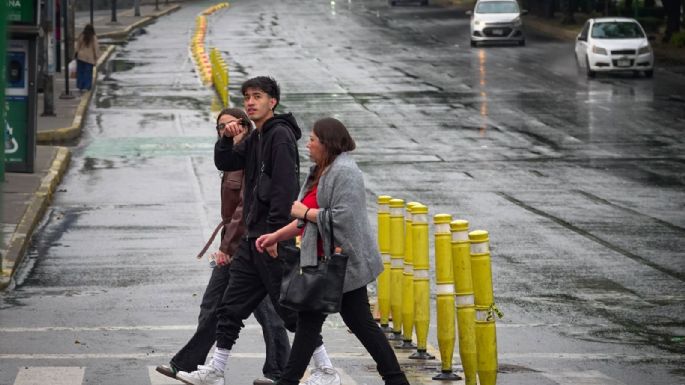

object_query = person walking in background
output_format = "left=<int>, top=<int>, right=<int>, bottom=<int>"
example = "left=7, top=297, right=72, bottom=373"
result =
left=256, top=117, right=410, bottom=385
left=156, top=108, right=290, bottom=385
left=74, top=24, right=99, bottom=92
left=177, top=77, right=340, bottom=385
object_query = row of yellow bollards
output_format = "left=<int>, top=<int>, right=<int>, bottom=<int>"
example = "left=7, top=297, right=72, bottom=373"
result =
left=189, top=3, right=229, bottom=93
left=209, top=48, right=230, bottom=107
left=376, top=196, right=502, bottom=385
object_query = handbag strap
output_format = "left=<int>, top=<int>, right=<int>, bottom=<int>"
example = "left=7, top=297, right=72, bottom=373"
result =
left=327, top=210, right=336, bottom=256
left=195, top=220, right=227, bottom=259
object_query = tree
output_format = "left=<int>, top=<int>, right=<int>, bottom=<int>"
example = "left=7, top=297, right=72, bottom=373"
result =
left=663, top=0, right=682, bottom=41
left=561, top=0, right=577, bottom=23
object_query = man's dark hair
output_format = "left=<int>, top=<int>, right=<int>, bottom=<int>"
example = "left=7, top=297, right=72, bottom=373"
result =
left=241, top=76, right=280, bottom=110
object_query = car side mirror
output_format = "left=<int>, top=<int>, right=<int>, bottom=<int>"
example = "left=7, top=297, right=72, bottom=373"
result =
left=577, top=35, right=585, bottom=41
left=465, top=10, right=473, bottom=15
left=521, top=9, right=528, bottom=15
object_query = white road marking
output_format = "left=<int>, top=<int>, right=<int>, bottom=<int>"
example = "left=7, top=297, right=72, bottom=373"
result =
left=0, top=324, right=260, bottom=333
left=544, top=370, right=627, bottom=385
left=13, top=366, right=84, bottom=385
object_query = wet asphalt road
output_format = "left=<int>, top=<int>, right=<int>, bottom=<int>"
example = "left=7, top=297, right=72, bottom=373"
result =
left=1, top=0, right=684, bottom=384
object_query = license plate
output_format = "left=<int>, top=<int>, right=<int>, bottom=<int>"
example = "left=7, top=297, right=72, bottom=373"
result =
left=617, top=59, right=630, bottom=67
left=491, top=29, right=503, bottom=35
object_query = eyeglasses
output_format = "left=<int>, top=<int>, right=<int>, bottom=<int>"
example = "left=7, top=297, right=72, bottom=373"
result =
left=216, top=118, right=250, bottom=132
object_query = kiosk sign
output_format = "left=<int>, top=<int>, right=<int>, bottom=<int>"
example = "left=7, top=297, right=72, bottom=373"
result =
left=5, top=40, right=29, bottom=164
left=7, top=0, right=36, bottom=24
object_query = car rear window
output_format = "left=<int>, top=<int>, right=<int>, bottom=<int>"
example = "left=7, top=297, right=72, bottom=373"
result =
left=591, top=22, right=645, bottom=39
left=476, top=1, right=520, bottom=13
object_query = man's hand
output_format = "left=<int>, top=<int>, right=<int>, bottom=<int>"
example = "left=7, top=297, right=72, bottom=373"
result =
left=256, top=232, right=279, bottom=258
left=221, top=119, right=246, bottom=138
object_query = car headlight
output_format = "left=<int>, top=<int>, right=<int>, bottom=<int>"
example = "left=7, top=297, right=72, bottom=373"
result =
left=638, top=45, right=651, bottom=55
left=513, top=17, right=522, bottom=26
left=592, top=45, right=608, bottom=55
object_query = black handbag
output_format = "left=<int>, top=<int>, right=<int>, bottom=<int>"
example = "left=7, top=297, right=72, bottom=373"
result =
left=279, top=213, right=349, bottom=314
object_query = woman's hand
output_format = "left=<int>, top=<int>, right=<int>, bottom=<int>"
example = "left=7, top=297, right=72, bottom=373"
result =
left=291, top=201, right=308, bottom=220
left=213, top=250, right=231, bottom=266
left=256, top=232, right=280, bottom=257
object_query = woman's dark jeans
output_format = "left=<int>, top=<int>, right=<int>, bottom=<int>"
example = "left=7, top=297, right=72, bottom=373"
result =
left=76, top=59, right=93, bottom=90
left=278, top=286, right=409, bottom=385
left=171, top=263, right=290, bottom=380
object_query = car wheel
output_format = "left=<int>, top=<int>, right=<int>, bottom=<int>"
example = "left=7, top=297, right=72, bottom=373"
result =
left=518, top=39, right=526, bottom=46
left=471, top=40, right=477, bottom=47
left=420, top=0, right=428, bottom=5
left=389, top=0, right=396, bottom=5
left=586, top=58, right=595, bottom=78
left=645, top=70, right=654, bottom=78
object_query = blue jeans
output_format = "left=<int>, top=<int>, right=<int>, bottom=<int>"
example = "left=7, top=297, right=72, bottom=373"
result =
left=171, top=263, right=290, bottom=380
left=76, top=60, right=93, bottom=91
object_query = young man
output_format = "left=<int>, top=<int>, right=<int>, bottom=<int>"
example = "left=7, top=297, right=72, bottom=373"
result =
left=177, top=77, right=340, bottom=385
left=155, top=108, right=290, bottom=385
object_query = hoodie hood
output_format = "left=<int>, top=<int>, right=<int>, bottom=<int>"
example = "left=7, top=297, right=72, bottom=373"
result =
left=262, top=112, right=302, bottom=140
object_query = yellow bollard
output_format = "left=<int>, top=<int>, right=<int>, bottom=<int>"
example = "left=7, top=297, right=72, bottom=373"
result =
left=409, top=204, right=435, bottom=360
left=377, top=195, right=392, bottom=333
left=398, top=202, right=420, bottom=349
left=451, top=220, right=477, bottom=385
left=432, top=214, right=460, bottom=381
left=389, top=198, right=405, bottom=340
left=470, top=230, right=501, bottom=385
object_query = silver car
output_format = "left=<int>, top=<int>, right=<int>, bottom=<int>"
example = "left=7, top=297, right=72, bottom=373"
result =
left=467, top=0, right=527, bottom=47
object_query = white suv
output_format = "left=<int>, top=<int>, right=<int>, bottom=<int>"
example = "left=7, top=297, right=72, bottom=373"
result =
left=467, top=0, right=527, bottom=47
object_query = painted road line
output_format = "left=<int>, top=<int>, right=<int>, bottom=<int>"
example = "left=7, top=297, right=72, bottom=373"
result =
left=544, top=370, right=627, bottom=385
left=0, top=324, right=260, bottom=333
left=13, top=366, right=84, bottom=385
left=148, top=366, right=180, bottom=385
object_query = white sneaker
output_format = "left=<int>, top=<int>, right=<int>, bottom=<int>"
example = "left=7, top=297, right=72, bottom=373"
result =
left=176, top=365, right=224, bottom=385
left=299, top=367, right=341, bottom=385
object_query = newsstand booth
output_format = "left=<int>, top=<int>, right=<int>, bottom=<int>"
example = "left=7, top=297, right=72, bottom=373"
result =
left=6, top=0, right=39, bottom=173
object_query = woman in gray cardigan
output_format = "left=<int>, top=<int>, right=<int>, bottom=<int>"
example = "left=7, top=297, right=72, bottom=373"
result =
left=256, top=118, right=409, bottom=385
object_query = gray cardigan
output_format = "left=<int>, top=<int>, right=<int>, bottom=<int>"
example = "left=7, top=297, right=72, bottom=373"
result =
left=298, top=153, right=383, bottom=293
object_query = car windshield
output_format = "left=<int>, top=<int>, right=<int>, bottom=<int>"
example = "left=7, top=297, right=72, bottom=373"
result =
left=591, top=22, right=645, bottom=39
left=476, top=1, right=519, bottom=13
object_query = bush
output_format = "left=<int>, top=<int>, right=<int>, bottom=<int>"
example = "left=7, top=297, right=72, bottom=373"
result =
left=671, top=31, right=685, bottom=47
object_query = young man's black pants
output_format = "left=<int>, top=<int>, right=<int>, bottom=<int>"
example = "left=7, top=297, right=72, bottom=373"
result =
left=215, top=238, right=323, bottom=351
left=171, top=262, right=290, bottom=380
left=278, top=286, right=409, bottom=385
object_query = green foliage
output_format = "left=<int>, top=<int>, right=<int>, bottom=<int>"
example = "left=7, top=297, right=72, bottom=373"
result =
left=671, top=31, right=685, bottom=47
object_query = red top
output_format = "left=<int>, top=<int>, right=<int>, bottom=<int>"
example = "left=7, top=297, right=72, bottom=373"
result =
left=300, top=185, right=324, bottom=256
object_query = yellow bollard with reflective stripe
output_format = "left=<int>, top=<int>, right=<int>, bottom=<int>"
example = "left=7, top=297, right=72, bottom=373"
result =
left=389, top=198, right=405, bottom=340
left=451, top=220, right=478, bottom=385
left=432, top=214, right=460, bottom=381
left=398, top=202, right=420, bottom=349
left=409, top=204, right=435, bottom=360
left=470, top=230, right=499, bottom=385
left=377, top=195, right=392, bottom=333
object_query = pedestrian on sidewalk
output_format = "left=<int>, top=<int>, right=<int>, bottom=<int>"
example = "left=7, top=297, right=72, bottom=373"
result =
left=156, top=108, right=290, bottom=385
left=74, top=24, right=100, bottom=92
left=255, top=117, right=410, bottom=385
left=176, top=76, right=341, bottom=385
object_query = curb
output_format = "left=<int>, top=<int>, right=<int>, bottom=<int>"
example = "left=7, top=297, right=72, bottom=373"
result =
left=37, top=5, right=182, bottom=144
left=0, top=147, right=71, bottom=291
left=36, top=45, right=116, bottom=144
left=99, top=4, right=182, bottom=40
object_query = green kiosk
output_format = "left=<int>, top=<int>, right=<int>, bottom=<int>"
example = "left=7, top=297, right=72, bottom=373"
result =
left=5, top=0, right=39, bottom=173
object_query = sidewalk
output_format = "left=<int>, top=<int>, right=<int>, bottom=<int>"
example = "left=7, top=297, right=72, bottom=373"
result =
left=1, top=3, right=181, bottom=290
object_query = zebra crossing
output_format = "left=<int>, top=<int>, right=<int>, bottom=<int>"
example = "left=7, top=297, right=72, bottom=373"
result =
left=7, top=366, right=360, bottom=385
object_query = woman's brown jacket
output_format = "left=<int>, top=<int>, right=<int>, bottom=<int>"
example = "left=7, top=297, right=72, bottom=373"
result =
left=220, top=170, right=245, bottom=256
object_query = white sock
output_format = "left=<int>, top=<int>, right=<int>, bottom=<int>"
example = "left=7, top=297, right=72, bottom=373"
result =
left=209, top=347, right=230, bottom=373
left=312, top=344, right=333, bottom=369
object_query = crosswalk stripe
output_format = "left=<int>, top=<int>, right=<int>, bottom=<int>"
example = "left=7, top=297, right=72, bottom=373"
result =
left=148, top=366, right=180, bottom=385
left=13, top=367, right=85, bottom=385
left=544, top=370, right=627, bottom=385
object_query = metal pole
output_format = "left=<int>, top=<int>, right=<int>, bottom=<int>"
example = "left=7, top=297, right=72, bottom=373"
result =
left=111, top=0, right=118, bottom=22
left=43, top=0, right=56, bottom=115
left=156, top=0, right=160, bottom=11
left=90, top=0, right=94, bottom=25
left=0, top=0, right=7, bottom=181
left=60, top=0, right=74, bottom=99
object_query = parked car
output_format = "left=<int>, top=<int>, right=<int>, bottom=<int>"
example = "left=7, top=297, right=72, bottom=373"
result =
left=466, top=0, right=527, bottom=47
left=575, top=17, right=654, bottom=78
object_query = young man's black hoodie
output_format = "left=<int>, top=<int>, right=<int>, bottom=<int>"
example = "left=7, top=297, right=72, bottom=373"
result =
left=214, top=112, right=302, bottom=238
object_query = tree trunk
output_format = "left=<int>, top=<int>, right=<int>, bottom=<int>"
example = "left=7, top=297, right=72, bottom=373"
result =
left=561, top=0, right=577, bottom=24
left=663, top=0, right=682, bottom=41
